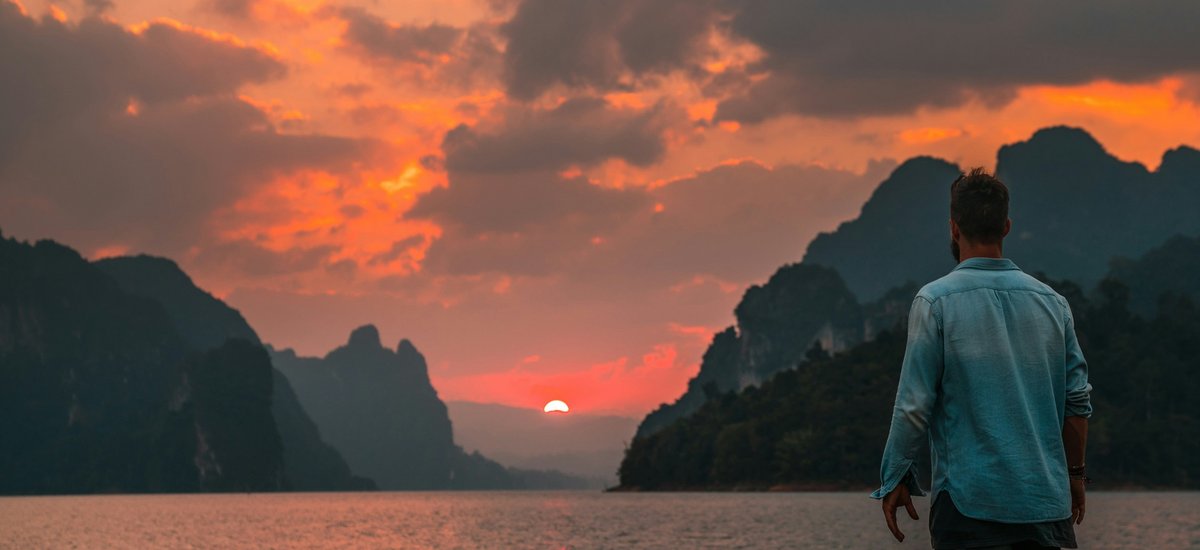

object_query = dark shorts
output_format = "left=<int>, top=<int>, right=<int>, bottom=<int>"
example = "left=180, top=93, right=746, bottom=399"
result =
left=929, top=490, right=1077, bottom=550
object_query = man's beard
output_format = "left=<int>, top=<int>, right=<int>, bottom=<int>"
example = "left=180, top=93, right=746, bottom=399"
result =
left=950, top=238, right=961, bottom=262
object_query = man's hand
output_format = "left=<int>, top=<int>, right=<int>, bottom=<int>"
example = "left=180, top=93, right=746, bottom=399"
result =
left=1063, top=416, right=1088, bottom=526
left=1070, top=477, right=1086, bottom=525
left=881, top=482, right=919, bottom=542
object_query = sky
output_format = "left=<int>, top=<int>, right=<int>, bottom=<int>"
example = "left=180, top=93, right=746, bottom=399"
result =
left=3, top=0, right=1200, bottom=415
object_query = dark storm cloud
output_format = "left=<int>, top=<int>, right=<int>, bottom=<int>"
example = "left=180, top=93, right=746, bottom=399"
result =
left=410, top=171, right=649, bottom=238
left=2, top=95, right=365, bottom=253
left=603, top=160, right=896, bottom=284
left=501, top=0, right=717, bottom=100
left=496, top=0, right=1200, bottom=119
left=442, top=97, right=681, bottom=174
left=406, top=159, right=894, bottom=281
left=717, top=0, right=1200, bottom=121
left=336, top=6, right=463, bottom=65
left=0, top=1, right=283, bottom=147
left=0, top=2, right=372, bottom=256
left=329, top=6, right=501, bottom=89
left=408, top=169, right=651, bottom=276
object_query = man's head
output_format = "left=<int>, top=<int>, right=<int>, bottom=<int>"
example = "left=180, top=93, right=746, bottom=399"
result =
left=949, top=168, right=1011, bottom=262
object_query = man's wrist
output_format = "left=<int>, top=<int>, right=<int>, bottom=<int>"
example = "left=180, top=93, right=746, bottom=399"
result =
left=1068, top=463, right=1090, bottom=484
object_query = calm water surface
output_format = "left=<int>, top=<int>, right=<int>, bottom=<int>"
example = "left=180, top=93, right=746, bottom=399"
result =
left=2, top=492, right=1197, bottom=549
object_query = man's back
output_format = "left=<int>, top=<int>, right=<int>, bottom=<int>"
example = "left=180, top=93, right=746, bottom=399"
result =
left=871, top=257, right=1092, bottom=522
left=918, top=257, right=1090, bottom=522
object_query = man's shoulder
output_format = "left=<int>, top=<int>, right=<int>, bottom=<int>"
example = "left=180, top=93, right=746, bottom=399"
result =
left=1003, top=269, right=1069, bottom=307
left=915, top=273, right=959, bottom=303
left=916, top=265, right=1066, bottom=305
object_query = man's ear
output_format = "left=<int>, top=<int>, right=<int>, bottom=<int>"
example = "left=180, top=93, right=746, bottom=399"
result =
left=950, top=218, right=960, bottom=241
left=1003, top=218, right=1012, bottom=238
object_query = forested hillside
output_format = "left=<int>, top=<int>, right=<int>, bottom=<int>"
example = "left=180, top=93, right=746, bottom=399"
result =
left=619, top=237, right=1200, bottom=490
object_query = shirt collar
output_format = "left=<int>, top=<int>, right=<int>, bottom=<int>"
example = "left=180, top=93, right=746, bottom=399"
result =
left=953, top=257, right=1021, bottom=272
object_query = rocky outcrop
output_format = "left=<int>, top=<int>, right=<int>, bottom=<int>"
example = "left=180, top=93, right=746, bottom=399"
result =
left=635, top=263, right=862, bottom=438
left=271, top=326, right=456, bottom=489
left=95, top=255, right=373, bottom=491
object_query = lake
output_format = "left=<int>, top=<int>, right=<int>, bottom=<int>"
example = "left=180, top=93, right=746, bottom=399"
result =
left=1, top=492, right=1196, bottom=548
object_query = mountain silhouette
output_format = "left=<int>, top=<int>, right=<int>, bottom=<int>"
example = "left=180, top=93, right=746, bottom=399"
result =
left=803, top=156, right=961, bottom=301
left=447, top=400, right=636, bottom=485
left=805, top=126, right=1200, bottom=300
left=0, top=235, right=284, bottom=493
left=95, top=255, right=373, bottom=491
left=1, top=232, right=588, bottom=493
left=272, top=327, right=597, bottom=489
left=94, top=256, right=259, bottom=349
left=270, top=327, right=452, bottom=489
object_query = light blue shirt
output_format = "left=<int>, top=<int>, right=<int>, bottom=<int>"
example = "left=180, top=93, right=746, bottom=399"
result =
left=870, top=257, right=1093, bottom=523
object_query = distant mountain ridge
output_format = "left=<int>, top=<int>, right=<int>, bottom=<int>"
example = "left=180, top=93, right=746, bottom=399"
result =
left=270, top=327, right=453, bottom=490
left=272, top=328, right=601, bottom=490
left=96, top=255, right=595, bottom=490
left=447, top=400, right=637, bottom=485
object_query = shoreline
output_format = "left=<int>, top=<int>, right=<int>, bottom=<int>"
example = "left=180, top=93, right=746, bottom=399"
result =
left=608, top=483, right=1191, bottom=493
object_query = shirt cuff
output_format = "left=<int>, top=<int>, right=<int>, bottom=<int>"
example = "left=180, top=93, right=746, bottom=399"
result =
left=869, top=462, right=926, bottom=500
left=1065, top=382, right=1094, bottom=418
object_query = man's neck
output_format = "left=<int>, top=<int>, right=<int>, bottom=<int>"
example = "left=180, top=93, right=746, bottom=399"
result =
left=958, top=241, right=1004, bottom=262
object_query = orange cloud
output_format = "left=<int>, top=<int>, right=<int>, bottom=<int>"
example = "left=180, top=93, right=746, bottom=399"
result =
left=128, top=17, right=278, bottom=55
left=899, top=127, right=965, bottom=145
left=687, top=99, right=716, bottom=121
left=1028, top=78, right=1181, bottom=117
left=200, top=162, right=444, bottom=294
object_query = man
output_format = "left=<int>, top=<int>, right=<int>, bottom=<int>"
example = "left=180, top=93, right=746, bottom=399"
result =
left=871, top=168, right=1093, bottom=549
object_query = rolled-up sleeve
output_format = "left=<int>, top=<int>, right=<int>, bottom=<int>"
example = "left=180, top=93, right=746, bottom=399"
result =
left=870, top=296, right=943, bottom=500
left=1063, top=304, right=1093, bottom=418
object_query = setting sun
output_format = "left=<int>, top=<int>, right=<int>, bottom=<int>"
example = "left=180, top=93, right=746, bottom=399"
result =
left=543, top=400, right=570, bottom=414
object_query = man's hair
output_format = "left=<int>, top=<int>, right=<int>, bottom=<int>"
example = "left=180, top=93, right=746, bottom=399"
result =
left=950, top=167, right=1009, bottom=243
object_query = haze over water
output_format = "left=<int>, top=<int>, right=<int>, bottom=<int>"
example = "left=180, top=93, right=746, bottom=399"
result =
left=2, top=492, right=1197, bottom=549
